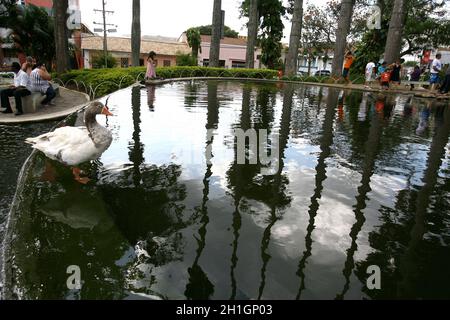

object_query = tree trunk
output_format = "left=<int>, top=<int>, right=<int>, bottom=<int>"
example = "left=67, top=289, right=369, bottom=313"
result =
left=331, top=0, right=354, bottom=77
left=131, top=0, right=141, bottom=67
left=0, top=40, right=4, bottom=67
left=307, top=57, right=312, bottom=75
left=54, top=0, right=70, bottom=74
left=383, top=0, right=407, bottom=64
left=245, top=0, right=259, bottom=68
left=209, top=0, right=222, bottom=67
left=285, top=0, right=303, bottom=76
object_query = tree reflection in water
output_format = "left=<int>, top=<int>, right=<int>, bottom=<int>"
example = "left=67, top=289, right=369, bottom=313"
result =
left=4, top=81, right=450, bottom=300
left=184, top=82, right=219, bottom=300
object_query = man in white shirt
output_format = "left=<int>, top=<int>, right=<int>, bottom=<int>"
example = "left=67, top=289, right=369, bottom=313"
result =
left=0, top=62, right=31, bottom=115
left=365, top=61, right=376, bottom=87
left=430, top=53, right=442, bottom=91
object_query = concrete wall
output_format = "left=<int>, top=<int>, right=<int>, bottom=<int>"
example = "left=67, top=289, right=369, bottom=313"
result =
left=199, top=43, right=261, bottom=68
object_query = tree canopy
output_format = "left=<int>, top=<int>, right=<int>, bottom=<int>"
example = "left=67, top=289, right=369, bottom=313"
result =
left=187, top=24, right=239, bottom=38
left=353, top=0, right=450, bottom=71
left=241, top=0, right=286, bottom=69
left=1, top=4, right=55, bottom=68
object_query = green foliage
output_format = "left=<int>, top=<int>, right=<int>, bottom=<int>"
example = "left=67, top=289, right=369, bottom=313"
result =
left=92, top=53, right=117, bottom=69
left=403, top=61, right=418, bottom=67
left=58, top=67, right=279, bottom=98
left=2, top=4, right=55, bottom=70
left=176, top=53, right=198, bottom=66
left=193, top=25, right=239, bottom=38
left=186, top=27, right=202, bottom=58
left=354, top=0, right=450, bottom=73
left=241, top=0, right=286, bottom=69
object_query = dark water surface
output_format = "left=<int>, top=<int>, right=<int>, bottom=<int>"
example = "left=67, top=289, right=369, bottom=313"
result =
left=0, top=121, right=58, bottom=298
left=2, top=81, right=450, bottom=299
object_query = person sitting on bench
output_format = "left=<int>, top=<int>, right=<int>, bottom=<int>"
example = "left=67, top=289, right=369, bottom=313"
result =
left=30, top=62, right=56, bottom=107
left=0, top=62, right=31, bottom=116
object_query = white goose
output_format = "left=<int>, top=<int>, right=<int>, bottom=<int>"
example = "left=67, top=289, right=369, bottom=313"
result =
left=25, top=101, right=113, bottom=183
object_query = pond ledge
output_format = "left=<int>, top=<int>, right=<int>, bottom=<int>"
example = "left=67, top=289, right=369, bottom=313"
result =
left=145, top=77, right=450, bottom=100
left=0, top=87, right=90, bottom=125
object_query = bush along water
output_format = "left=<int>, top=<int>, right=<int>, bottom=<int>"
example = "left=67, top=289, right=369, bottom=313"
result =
left=57, top=66, right=279, bottom=98
left=57, top=66, right=366, bottom=98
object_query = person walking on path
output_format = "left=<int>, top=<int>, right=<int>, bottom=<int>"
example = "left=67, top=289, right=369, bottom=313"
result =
left=430, top=53, right=442, bottom=91
left=409, top=65, right=422, bottom=91
left=145, top=51, right=157, bottom=80
left=390, top=59, right=402, bottom=86
left=342, top=51, right=354, bottom=82
left=30, top=62, right=56, bottom=107
left=0, top=62, right=31, bottom=116
left=365, top=61, right=376, bottom=88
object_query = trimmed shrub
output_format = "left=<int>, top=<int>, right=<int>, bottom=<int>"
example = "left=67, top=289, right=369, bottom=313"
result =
left=176, top=54, right=198, bottom=66
left=57, top=66, right=278, bottom=98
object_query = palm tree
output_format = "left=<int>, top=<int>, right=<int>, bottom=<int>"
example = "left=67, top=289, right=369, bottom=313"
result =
left=245, top=0, right=259, bottom=68
left=209, top=0, right=222, bottom=67
left=131, top=0, right=141, bottom=67
left=331, top=0, right=355, bottom=78
left=54, top=0, right=69, bottom=73
left=285, top=0, right=303, bottom=76
left=186, top=27, right=202, bottom=59
left=383, top=0, right=407, bottom=64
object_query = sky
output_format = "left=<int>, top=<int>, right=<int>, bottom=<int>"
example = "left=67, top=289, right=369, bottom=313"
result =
left=79, top=0, right=328, bottom=41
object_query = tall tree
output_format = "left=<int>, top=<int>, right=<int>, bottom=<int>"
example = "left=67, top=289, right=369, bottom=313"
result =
left=53, top=0, right=69, bottom=74
left=186, top=27, right=202, bottom=59
left=301, top=4, right=335, bottom=74
left=245, top=0, right=258, bottom=68
left=209, top=0, right=222, bottom=67
left=131, top=0, right=141, bottom=67
left=241, top=0, right=285, bottom=70
left=285, top=0, right=303, bottom=76
left=331, top=0, right=355, bottom=77
left=383, top=0, right=406, bottom=64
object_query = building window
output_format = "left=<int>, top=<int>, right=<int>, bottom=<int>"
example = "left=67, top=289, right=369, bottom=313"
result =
left=139, top=59, right=144, bottom=66
left=232, top=61, right=246, bottom=69
left=203, top=59, right=209, bottom=67
left=120, top=58, right=129, bottom=68
left=163, top=60, right=171, bottom=67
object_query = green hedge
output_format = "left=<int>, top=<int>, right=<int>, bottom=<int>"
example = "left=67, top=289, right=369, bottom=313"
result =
left=57, top=66, right=279, bottom=98
left=281, top=73, right=366, bottom=85
left=57, top=66, right=368, bottom=99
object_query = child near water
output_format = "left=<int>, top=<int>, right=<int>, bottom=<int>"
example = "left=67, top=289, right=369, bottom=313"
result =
left=145, top=51, right=157, bottom=80
left=380, top=67, right=392, bottom=90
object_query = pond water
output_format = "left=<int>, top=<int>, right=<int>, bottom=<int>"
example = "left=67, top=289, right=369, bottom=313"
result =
left=0, top=121, right=57, bottom=298
left=2, top=80, right=450, bottom=300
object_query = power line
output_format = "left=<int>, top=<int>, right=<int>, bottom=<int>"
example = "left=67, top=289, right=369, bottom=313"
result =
left=93, top=0, right=117, bottom=67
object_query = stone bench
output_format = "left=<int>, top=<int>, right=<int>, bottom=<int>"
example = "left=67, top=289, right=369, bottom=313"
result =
left=21, top=84, right=60, bottom=113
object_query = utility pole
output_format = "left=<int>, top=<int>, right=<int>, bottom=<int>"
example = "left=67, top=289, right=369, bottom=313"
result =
left=94, top=0, right=116, bottom=68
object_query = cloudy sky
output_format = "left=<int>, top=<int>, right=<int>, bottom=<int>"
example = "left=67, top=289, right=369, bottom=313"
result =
left=79, top=0, right=328, bottom=41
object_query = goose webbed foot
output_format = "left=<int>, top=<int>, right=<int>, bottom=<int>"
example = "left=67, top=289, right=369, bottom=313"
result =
left=72, top=167, right=91, bottom=185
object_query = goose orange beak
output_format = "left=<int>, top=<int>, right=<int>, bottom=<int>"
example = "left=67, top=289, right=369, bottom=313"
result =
left=102, top=106, right=113, bottom=116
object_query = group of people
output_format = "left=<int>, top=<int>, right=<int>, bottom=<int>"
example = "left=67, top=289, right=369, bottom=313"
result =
left=363, top=53, right=450, bottom=94
left=0, top=57, right=56, bottom=116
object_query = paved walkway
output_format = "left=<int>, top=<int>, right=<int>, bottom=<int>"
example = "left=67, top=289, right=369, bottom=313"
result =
left=0, top=87, right=90, bottom=124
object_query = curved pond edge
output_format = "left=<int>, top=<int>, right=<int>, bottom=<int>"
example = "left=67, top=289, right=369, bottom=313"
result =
left=0, top=87, right=90, bottom=125
left=0, top=82, right=146, bottom=299
left=0, top=77, right=446, bottom=299
left=144, top=77, right=450, bottom=100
